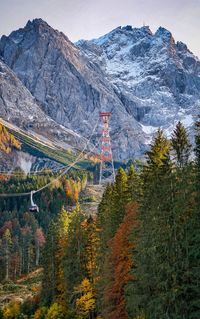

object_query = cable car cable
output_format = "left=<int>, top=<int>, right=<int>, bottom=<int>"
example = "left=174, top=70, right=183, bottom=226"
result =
left=0, top=119, right=100, bottom=197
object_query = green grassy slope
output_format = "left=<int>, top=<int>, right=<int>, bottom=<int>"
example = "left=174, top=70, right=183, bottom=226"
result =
left=4, top=125, right=92, bottom=170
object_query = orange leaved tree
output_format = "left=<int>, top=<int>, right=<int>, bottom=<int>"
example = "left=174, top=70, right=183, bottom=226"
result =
left=103, top=203, right=139, bottom=319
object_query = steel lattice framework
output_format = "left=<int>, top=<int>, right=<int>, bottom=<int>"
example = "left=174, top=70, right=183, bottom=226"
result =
left=99, top=112, right=115, bottom=184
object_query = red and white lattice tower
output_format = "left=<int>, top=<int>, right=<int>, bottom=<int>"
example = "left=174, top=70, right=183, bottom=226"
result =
left=99, top=112, right=115, bottom=184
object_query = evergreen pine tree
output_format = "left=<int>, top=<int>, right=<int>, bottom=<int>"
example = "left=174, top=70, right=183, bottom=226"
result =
left=2, top=229, right=12, bottom=281
left=41, top=221, right=58, bottom=306
left=126, top=164, right=141, bottom=202
left=127, top=129, right=173, bottom=318
left=194, top=116, right=200, bottom=195
left=146, top=128, right=171, bottom=170
left=171, top=121, right=191, bottom=167
left=111, top=167, right=128, bottom=234
left=55, top=207, right=71, bottom=309
left=64, top=204, right=87, bottom=308
left=96, top=168, right=129, bottom=316
left=186, top=117, right=200, bottom=318
left=97, top=183, right=115, bottom=251
left=127, top=128, right=195, bottom=318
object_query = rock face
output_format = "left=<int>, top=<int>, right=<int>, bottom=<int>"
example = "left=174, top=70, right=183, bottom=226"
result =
left=0, top=19, right=147, bottom=160
left=1, top=20, right=200, bottom=160
left=0, top=57, right=88, bottom=152
left=77, top=25, right=200, bottom=136
left=0, top=57, right=91, bottom=171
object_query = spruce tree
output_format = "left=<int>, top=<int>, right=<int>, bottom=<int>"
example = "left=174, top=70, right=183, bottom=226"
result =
left=127, top=128, right=195, bottom=318
left=97, top=170, right=128, bottom=256
left=55, top=207, right=71, bottom=309
left=41, top=221, right=58, bottom=306
left=194, top=116, right=200, bottom=195
left=2, top=229, right=12, bottom=281
left=186, top=117, right=200, bottom=318
left=111, top=167, right=128, bottom=235
left=171, top=121, right=191, bottom=167
left=96, top=168, right=130, bottom=317
left=97, top=183, right=115, bottom=251
left=126, top=130, right=172, bottom=318
left=127, top=164, right=141, bottom=203
left=96, top=184, right=115, bottom=314
left=64, top=204, right=87, bottom=308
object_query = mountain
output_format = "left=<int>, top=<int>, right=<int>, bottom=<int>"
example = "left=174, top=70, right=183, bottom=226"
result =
left=77, top=25, right=200, bottom=136
left=0, top=57, right=91, bottom=172
left=0, top=19, right=146, bottom=160
left=1, top=20, right=200, bottom=161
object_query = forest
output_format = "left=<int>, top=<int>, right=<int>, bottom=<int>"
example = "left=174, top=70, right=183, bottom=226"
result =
left=0, top=124, right=21, bottom=154
left=0, top=118, right=200, bottom=319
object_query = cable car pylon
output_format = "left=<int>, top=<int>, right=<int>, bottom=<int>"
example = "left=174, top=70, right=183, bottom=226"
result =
left=99, top=112, right=115, bottom=184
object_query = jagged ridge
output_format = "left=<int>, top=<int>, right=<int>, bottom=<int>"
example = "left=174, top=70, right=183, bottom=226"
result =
left=1, top=19, right=200, bottom=160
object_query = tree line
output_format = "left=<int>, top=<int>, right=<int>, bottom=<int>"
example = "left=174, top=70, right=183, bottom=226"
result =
left=1, top=119, right=200, bottom=318
left=0, top=170, right=88, bottom=285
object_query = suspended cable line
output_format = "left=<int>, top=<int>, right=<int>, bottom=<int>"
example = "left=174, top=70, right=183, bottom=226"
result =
left=0, top=119, right=100, bottom=198
left=0, top=122, right=100, bottom=176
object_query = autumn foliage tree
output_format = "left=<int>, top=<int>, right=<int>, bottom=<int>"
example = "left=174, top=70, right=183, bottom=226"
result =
left=75, top=278, right=96, bottom=319
left=102, top=203, right=138, bottom=319
left=0, top=123, right=21, bottom=154
left=35, top=228, right=45, bottom=266
left=65, top=178, right=82, bottom=204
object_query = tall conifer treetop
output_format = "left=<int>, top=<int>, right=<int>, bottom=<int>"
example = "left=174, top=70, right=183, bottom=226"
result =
left=171, top=121, right=191, bottom=167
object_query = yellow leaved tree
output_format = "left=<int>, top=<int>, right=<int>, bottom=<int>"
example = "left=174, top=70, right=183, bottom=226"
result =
left=2, top=301, right=20, bottom=319
left=75, top=278, right=96, bottom=319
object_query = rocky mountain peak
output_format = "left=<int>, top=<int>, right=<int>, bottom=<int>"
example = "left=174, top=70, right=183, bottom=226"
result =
left=25, top=18, right=71, bottom=43
left=26, top=18, right=49, bottom=28
left=0, top=18, right=73, bottom=60
left=120, top=25, right=152, bottom=35
left=0, top=19, right=200, bottom=161
left=89, top=25, right=153, bottom=47
left=176, top=41, right=189, bottom=53
left=155, top=26, right=173, bottom=39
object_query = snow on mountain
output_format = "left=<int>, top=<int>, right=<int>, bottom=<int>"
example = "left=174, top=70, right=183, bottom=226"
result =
left=0, top=19, right=147, bottom=160
left=77, top=25, right=200, bottom=142
left=0, top=20, right=200, bottom=160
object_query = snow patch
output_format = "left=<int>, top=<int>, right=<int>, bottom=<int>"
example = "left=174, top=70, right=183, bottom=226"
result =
left=181, top=114, right=194, bottom=127
left=140, top=124, right=158, bottom=134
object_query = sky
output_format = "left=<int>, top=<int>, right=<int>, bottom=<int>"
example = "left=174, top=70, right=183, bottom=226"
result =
left=0, top=0, right=200, bottom=57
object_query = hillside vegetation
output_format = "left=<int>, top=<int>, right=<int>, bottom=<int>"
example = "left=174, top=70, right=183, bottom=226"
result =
left=0, top=120, right=200, bottom=319
left=0, top=124, right=21, bottom=154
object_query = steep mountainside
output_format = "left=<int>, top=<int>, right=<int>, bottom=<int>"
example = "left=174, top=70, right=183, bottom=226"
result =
left=0, top=19, right=146, bottom=160
left=0, top=58, right=92, bottom=171
left=77, top=25, right=200, bottom=137
left=0, top=57, right=87, bottom=149
left=0, top=118, right=91, bottom=173
left=0, top=20, right=200, bottom=160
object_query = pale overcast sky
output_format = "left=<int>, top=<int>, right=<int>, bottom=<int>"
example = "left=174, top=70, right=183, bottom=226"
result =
left=0, top=0, right=200, bottom=57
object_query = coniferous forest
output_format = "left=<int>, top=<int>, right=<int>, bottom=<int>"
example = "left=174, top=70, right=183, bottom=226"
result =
left=0, top=119, right=200, bottom=319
